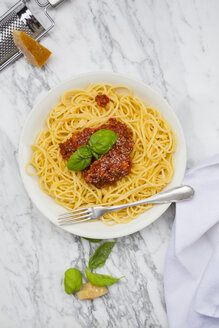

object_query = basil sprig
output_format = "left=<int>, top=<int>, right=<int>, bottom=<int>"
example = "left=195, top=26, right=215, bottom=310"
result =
left=67, top=129, right=119, bottom=171
left=89, top=242, right=116, bottom=270
left=89, top=129, right=119, bottom=154
left=67, top=145, right=92, bottom=171
left=63, top=240, right=125, bottom=297
left=64, top=268, right=82, bottom=294
left=85, top=267, right=124, bottom=286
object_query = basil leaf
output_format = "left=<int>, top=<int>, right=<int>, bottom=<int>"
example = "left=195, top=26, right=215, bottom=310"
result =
left=82, top=237, right=103, bottom=243
left=67, top=145, right=92, bottom=171
left=89, top=129, right=119, bottom=154
left=64, top=268, right=82, bottom=294
left=77, top=145, right=92, bottom=159
left=91, top=150, right=101, bottom=160
left=85, top=267, right=124, bottom=287
left=89, top=242, right=116, bottom=269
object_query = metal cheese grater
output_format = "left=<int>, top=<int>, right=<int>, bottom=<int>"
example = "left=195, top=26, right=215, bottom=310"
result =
left=0, top=0, right=66, bottom=71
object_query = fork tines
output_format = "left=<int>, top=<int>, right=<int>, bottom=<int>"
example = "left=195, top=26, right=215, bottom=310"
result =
left=58, top=208, right=92, bottom=226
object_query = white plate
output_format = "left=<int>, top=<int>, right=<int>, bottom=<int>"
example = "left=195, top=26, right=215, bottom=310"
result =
left=18, top=72, right=186, bottom=239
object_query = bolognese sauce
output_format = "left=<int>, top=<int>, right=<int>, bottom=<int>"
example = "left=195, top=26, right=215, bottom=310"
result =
left=95, top=94, right=110, bottom=107
left=59, top=128, right=93, bottom=160
left=59, top=118, right=134, bottom=188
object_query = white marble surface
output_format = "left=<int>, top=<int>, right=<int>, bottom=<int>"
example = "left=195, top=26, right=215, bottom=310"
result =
left=0, top=0, right=219, bottom=327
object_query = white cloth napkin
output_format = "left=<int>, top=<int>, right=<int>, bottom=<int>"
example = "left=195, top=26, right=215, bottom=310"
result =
left=164, top=154, right=219, bottom=328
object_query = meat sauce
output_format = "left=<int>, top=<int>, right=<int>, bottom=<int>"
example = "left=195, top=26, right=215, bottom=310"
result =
left=59, top=128, right=93, bottom=160
left=59, top=118, right=134, bottom=188
left=83, top=150, right=132, bottom=188
left=95, top=94, right=110, bottom=107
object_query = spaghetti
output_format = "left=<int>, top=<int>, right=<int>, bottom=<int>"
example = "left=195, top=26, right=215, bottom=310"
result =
left=26, top=83, right=177, bottom=225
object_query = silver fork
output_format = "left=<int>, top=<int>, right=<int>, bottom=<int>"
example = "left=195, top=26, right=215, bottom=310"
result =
left=57, top=185, right=194, bottom=226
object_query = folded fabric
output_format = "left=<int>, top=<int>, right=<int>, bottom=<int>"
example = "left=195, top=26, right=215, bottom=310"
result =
left=164, top=154, right=219, bottom=328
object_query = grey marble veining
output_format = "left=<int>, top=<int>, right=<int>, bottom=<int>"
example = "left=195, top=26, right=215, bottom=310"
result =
left=0, top=0, right=219, bottom=327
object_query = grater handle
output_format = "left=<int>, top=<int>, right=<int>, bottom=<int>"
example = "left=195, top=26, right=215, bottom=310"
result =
left=48, top=0, right=66, bottom=7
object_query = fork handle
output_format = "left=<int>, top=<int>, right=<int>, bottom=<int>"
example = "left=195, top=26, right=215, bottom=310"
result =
left=103, top=185, right=194, bottom=213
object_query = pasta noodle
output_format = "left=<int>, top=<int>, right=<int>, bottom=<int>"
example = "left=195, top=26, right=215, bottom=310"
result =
left=26, top=83, right=177, bottom=225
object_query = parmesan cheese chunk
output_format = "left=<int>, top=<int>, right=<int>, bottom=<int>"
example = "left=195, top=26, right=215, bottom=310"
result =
left=13, top=30, right=52, bottom=68
left=77, top=282, right=108, bottom=300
